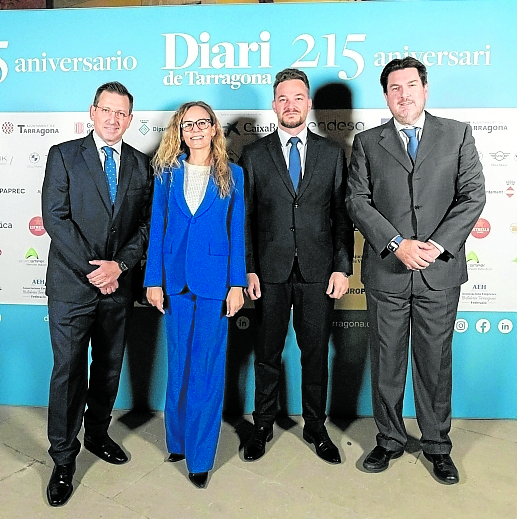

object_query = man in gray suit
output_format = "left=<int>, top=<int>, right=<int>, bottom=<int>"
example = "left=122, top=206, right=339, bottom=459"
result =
left=346, top=57, right=485, bottom=484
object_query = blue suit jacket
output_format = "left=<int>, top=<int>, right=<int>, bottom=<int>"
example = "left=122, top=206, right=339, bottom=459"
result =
left=144, top=156, right=247, bottom=300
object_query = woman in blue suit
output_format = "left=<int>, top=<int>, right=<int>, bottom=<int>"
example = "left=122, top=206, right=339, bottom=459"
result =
left=144, top=101, right=246, bottom=489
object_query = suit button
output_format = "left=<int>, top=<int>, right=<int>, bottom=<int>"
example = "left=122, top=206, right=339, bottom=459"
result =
left=294, top=204, right=299, bottom=208
left=414, top=205, right=421, bottom=210
left=290, top=227, right=295, bottom=232
left=110, top=228, right=116, bottom=234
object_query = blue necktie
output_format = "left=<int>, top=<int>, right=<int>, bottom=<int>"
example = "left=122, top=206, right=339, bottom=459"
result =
left=102, top=146, right=117, bottom=204
left=402, top=128, right=419, bottom=163
left=288, top=137, right=301, bottom=192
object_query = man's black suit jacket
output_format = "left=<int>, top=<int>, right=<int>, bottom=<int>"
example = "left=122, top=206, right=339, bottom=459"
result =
left=241, top=129, right=353, bottom=284
left=42, top=132, right=153, bottom=304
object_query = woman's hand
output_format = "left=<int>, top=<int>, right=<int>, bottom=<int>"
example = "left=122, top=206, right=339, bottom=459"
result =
left=146, top=287, right=165, bottom=314
left=226, top=287, right=244, bottom=317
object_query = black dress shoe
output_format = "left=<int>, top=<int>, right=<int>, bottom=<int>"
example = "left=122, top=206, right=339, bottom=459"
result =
left=363, top=445, right=404, bottom=472
left=303, top=428, right=341, bottom=464
left=188, top=472, right=208, bottom=489
left=243, top=425, right=273, bottom=461
left=47, top=461, right=75, bottom=507
left=84, top=434, right=128, bottom=465
left=167, top=453, right=185, bottom=462
left=423, top=452, right=459, bottom=484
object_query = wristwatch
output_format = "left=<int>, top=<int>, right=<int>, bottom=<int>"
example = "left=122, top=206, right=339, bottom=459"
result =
left=115, top=259, right=129, bottom=272
left=387, top=235, right=403, bottom=253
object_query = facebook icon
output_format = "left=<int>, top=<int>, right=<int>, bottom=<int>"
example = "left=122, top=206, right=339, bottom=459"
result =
left=475, top=319, right=491, bottom=334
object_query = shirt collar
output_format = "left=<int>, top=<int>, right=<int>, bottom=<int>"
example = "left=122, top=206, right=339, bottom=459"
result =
left=393, top=111, right=426, bottom=132
left=92, top=131, right=123, bottom=156
left=277, top=126, right=308, bottom=148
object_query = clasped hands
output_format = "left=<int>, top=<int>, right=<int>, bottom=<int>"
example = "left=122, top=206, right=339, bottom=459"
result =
left=395, top=239, right=441, bottom=270
left=86, top=260, right=121, bottom=295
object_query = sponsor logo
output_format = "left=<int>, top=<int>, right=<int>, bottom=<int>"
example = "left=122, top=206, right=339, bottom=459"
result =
left=471, top=123, right=508, bottom=133
left=139, top=124, right=150, bottom=135
left=466, top=251, right=491, bottom=272
left=471, top=218, right=490, bottom=239
left=510, top=223, right=517, bottom=234
left=25, top=248, right=38, bottom=259
left=18, top=124, right=59, bottom=137
left=466, top=251, right=479, bottom=263
left=489, top=151, right=510, bottom=162
left=0, top=188, right=25, bottom=194
left=475, top=319, right=490, bottom=333
left=454, top=319, right=468, bottom=333
left=236, top=316, right=250, bottom=330
left=29, top=216, right=46, bottom=236
left=29, top=152, right=40, bottom=164
left=1, top=122, right=14, bottom=134
left=498, top=319, right=513, bottom=334
left=0, top=155, right=13, bottom=166
left=507, top=186, right=514, bottom=198
left=224, top=122, right=240, bottom=137
left=74, top=122, right=84, bottom=134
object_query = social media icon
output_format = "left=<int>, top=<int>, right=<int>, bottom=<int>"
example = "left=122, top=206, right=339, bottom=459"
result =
left=475, top=319, right=490, bottom=334
left=454, top=319, right=468, bottom=333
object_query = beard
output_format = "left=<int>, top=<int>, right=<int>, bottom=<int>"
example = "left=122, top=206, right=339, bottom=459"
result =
left=278, top=111, right=305, bottom=129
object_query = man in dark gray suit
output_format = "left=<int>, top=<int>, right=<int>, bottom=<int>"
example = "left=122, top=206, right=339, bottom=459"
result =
left=42, top=82, right=152, bottom=506
left=241, top=68, right=354, bottom=464
left=346, top=57, right=485, bottom=484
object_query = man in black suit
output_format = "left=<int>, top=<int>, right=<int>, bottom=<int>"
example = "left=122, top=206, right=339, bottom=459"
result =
left=241, top=68, right=354, bottom=464
left=346, top=58, right=485, bottom=484
left=42, top=82, right=152, bottom=506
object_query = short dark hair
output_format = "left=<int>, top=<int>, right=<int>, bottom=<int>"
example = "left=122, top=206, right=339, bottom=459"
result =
left=380, top=57, right=428, bottom=94
left=92, top=81, right=134, bottom=114
left=273, top=68, right=310, bottom=97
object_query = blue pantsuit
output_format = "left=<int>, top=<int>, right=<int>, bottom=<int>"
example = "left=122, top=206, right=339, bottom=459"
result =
left=144, top=155, right=246, bottom=473
left=164, top=291, right=228, bottom=472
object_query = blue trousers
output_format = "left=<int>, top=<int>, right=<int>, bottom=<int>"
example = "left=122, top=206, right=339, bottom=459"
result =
left=164, top=289, right=228, bottom=473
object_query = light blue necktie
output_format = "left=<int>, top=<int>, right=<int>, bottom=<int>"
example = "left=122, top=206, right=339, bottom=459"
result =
left=102, top=146, right=117, bottom=204
left=288, top=137, right=301, bottom=192
left=402, top=128, right=419, bottom=163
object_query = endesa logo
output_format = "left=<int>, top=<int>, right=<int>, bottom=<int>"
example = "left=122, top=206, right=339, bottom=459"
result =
left=29, top=216, right=46, bottom=236
left=471, top=218, right=490, bottom=239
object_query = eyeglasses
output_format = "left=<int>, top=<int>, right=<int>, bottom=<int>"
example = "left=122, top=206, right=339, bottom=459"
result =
left=94, top=106, right=130, bottom=120
left=180, top=118, right=212, bottom=132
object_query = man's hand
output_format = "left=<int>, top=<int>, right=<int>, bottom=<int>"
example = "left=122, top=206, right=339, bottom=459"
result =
left=100, top=280, right=119, bottom=295
left=326, top=272, right=349, bottom=299
left=87, top=260, right=121, bottom=288
left=146, top=287, right=165, bottom=314
left=245, top=273, right=261, bottom=300
left=395, top=239, right=438, bottom=270
left=226, top=287, right=244, bottom=317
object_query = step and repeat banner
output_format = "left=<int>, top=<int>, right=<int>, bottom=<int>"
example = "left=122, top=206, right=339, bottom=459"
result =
left=1, top=1, right=516, bottom=417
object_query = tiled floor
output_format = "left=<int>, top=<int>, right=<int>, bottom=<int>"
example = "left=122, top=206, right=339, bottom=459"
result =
left=0, top=406, right=516, bottom=518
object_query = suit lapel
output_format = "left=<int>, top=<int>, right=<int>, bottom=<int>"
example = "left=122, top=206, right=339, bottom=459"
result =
left=379, top=120, right=413, bottom=173
left=81, top=133, right=112, bottom=214
left=172, top=162, right=192, bottom=218
left=194, top=175, right=218, bottom=218
left=267, top=131, right=296, bottom=198
left=413, top=112, right=441, bottom=171
left=297, top=130, right=319, bottom=199
left=113, top=142, right=136, bottom=219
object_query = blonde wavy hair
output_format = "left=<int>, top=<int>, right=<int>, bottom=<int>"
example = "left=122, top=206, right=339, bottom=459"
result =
left=152, top=101, right=232, bottom=198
